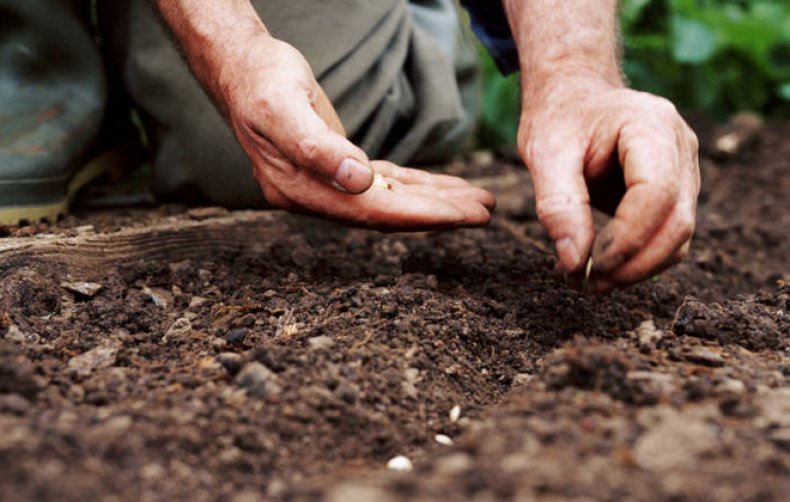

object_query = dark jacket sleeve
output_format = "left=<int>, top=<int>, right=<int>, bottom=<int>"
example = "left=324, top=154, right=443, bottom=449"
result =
left=458, top=0, right=519, bottom=73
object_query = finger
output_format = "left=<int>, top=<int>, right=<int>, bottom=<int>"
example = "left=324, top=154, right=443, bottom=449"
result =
left=273, top=168, right=492, bottom=231
left=526, top=143, right=594, bottom=273
left=261, top=89, right=374, bottom=194
left=395, top=182, right=496, bottom=213
left=591, top=122, right=681, bottom=274
left=372, top=161, right=474, bottom=189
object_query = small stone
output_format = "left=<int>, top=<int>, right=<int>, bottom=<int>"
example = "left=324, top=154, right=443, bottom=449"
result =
left=449, top=405, right=461, bottom=423
left=61, top=281, right=103, bottom=298
left=142, top=286, right=171, bottom=308
left=162, top=317, right=193, bottom=343
left=434, top=434, right=454, bottom=446
left=225, top=328, right=248, bottom=344
left=67, top=342, right=120, bottom=378
left=511, top=373, right=534, bottom=387
left=189, top=296, right=208, bottom=309
left=678, top=346, right=726, bottom=367
left=716, top=378, right=746, bottom=395
left=386, top=455, right=413, bottom=472
left=307, top=335, right=335, bottom=350
left=4, top=325, right=27, bottom=343
left=217, top=352, right=243, bottom=375
left=636, top=319, right=664, bottom=350
left=235, top=362, right=282, bottom=400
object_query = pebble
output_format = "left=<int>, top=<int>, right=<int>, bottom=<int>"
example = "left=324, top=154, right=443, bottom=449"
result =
left=235, top=362, right=283, bottom=399
left=142, top=286, right=170, bottom=308
left=715, top=378, right=746, bottom=395
left=678, top=346, right=726, bottom=367
left=162, top=317, right=193, bottom=343
left=225, top=328, right=248, bottom=344
left=636, top=319, right=664, bottom=350
left=61, top=281, right=103, bottom=298
left=511, top=373, right=534, bottom=387
left=386, top=455, right=413, bottom=472
left=189, top=296, right=208, bottom=309
left=67, top=342, right=120, bottom=378
left=308, top=335, right=335, bottom=350
left=217, top=352, right=243, bottom=375
left=449, top=405, right=461, bottom=423
left=4, top=325, right=29, bottom=343
left=434, top=434, right=454, bottom=446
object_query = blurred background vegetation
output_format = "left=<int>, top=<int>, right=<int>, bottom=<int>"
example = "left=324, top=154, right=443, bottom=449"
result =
left=476, top=0, right=790, bottom=148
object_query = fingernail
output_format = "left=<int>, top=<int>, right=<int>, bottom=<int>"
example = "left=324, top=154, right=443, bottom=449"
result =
left=555, top=237, right=581, bottom=273
left=335, top=158, right=373, bottom=194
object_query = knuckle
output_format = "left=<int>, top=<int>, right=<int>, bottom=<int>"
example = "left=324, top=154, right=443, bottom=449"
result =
left=535, top=195, right=580, bottom=228
left=294, top=136, right=320, bottom=167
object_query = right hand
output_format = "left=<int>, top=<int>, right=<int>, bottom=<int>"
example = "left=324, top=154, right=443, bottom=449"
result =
left=217, top=35, right=495, bottom=231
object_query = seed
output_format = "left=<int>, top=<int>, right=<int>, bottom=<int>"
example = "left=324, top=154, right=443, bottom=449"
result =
left=386, top=455, right=413, bottom=472
left=583, top=256, right=594, bottom=290
left=372, top=173, right=395, bottom=191
left=434, top=434, right=454, bottom=446
left=449, top=405, right=461, bottom=423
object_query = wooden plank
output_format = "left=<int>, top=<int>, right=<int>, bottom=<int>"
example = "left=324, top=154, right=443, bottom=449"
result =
left=0, top=211, right=293, bottom=278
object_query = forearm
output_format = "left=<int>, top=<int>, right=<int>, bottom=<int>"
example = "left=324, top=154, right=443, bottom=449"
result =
left=150, top=0, right=271, bottom=114
left=502, top=0, right=624, bottom=92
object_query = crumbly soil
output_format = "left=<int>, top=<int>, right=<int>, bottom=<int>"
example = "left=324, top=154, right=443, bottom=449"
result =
left=0, top=120, right=788, bottom=501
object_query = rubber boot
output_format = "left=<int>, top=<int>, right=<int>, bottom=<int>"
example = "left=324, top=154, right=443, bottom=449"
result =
left=0, top=0, right=106, bottom=225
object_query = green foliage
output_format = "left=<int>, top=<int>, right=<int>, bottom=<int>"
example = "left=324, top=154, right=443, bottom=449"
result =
left=477, top=0, right=790, bottom=147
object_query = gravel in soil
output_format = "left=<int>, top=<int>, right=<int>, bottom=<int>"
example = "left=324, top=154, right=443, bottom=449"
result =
left=0, top=121, right=788, bottom=501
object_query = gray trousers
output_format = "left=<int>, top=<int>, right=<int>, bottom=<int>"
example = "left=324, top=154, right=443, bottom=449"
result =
left=90, top=0, right=479, bottom=207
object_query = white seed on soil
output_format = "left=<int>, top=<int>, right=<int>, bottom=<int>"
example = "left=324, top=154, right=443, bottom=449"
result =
left=434, top=434, right=454, bottom=446
left=386, top=455, right=413, bottom=472
left=449, top=405, right=461, bottom=423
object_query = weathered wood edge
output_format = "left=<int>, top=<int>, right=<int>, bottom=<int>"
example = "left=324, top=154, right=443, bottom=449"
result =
left=0, top=211, right=293, bottom=278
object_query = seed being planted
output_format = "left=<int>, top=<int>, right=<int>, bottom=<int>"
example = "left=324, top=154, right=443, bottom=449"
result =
left=387, top=455, right=413, bottom=472
left=583, top=256, right=594, bottom=290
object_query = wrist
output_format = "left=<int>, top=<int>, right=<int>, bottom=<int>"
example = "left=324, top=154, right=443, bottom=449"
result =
left=153, top=0, right=271, bottom=108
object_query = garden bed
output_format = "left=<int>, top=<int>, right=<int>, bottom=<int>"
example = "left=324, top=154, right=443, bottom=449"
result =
left=0, top=121, right=788, bottom=501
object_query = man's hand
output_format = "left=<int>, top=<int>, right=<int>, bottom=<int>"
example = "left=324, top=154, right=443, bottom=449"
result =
left=520, top=76, right=700, bottom=291
left=153, top=0, right=494, bottom=231
left=504, top=0, right=700, bottom=291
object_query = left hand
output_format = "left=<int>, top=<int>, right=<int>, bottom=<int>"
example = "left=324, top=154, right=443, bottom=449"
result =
left=518, top=76, right=701, bottom=292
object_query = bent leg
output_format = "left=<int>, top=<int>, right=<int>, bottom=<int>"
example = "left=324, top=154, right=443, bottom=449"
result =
left=0, top=0, right=106, bottom=224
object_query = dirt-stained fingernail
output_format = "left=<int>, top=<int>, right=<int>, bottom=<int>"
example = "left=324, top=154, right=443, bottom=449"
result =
left=555, top=237, right=581, bottom=273
left=334, top=158, right=374, bottom=194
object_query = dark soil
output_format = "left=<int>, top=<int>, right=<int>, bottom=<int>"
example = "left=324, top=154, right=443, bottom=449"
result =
left=0, top=120, right=788, bottom=501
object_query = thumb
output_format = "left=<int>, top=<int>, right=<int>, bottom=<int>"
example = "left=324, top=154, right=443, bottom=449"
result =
left=527, top=147, right=595, bottom=273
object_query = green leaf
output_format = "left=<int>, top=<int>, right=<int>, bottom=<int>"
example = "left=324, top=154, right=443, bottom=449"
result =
left=671, top=15, right=718, bottom=63
left=779, top=82, right=790, bottom=100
